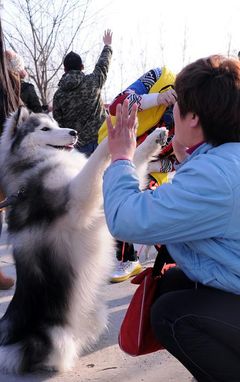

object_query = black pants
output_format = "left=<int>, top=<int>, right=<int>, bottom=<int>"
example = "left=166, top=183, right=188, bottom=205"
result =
left=151, top=267, right=240, bottom=382
left=115, top=240, right=138, bottom=262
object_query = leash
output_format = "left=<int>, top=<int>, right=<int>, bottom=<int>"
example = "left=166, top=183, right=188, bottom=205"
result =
left=0, top=188, right=25, bottom=211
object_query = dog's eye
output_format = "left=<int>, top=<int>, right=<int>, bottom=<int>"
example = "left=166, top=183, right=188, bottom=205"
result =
left=41, top=127, right=50, bottom=131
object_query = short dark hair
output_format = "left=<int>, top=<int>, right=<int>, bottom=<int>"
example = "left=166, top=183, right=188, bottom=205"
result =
left=175, top=55, right=240, bottom=146
left=63, top=51, right=82, bottom=71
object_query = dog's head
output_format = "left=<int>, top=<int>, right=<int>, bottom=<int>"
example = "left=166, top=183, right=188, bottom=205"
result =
left=1, top=107, right=78, bottom=153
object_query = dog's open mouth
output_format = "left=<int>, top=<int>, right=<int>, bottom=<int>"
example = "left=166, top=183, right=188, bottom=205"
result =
left=47, top=143, right=76, bottom=151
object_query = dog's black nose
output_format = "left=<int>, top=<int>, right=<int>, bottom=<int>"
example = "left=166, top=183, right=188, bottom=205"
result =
left=69, top=130, right=77, bottom=137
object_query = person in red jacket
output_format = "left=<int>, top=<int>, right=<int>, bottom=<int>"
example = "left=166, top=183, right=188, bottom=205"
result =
left=109, top=68, right=177, bottom=283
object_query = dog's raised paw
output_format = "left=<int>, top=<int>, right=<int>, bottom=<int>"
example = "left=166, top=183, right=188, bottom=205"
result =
left=155, top=128, right=168, bottom=146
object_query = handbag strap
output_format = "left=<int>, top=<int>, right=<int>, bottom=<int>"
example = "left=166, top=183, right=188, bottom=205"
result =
left=152, top=245, right=174, bottom=278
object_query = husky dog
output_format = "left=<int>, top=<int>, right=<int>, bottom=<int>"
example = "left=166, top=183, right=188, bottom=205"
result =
left=0, top=107, right=167, bottom=374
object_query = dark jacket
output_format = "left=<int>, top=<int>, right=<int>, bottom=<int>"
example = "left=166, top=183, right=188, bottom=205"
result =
left=21, top=81, right=42, bottom=113
left=0, top=88, right=6, bottom=133
left=53, top=45, right=112, bottom=146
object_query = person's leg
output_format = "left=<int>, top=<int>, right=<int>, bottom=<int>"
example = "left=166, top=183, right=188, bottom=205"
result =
left=151, top=271, right=240, bottom=382
left=110, top=241, right=142, bottom=283
left=123, top=242, right=138, bottom=262
left=115, top=240, right=125, bottom=261
left=115, top=240, right=138, bottom=262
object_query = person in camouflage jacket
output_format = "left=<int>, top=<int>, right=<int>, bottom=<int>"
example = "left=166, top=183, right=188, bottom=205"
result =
left=53, top=29, right=113, bottom=156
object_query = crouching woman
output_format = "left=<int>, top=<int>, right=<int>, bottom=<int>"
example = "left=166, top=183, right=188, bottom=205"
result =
left=103, top=55, right=240, bottom=382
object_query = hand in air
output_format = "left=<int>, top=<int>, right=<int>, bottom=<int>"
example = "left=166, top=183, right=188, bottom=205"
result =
left=106, top=100, right=138, bottom=162
left=103, top=29, right=113, bottom=45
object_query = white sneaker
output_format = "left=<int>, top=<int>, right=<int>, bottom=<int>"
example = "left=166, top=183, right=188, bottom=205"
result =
left=110, top=260, right=142, bottom=283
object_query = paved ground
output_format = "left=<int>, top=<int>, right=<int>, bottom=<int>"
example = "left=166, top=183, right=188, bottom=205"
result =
left=0, top=225, right=192, bottom=382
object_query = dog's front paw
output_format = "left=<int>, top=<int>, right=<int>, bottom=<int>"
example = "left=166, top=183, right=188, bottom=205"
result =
left=134, top=127, right=169, bottom=166
left=154, top=127, right=168, bottom=147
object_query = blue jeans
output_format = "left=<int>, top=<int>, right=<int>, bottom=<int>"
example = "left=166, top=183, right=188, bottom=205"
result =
left=77, top=141, right=98, bottom=157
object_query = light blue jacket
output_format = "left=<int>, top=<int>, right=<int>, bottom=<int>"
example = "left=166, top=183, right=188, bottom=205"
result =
left=103, top=142, right=240, bottom=294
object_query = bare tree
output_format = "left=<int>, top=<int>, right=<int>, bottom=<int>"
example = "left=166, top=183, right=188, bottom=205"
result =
left=182, top=24, right=188, bottom=68
left=2, top=0, right=95, bottom=105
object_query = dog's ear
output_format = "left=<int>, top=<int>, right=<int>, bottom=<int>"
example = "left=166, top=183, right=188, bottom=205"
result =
left=11, top=106, right=30, bottom=137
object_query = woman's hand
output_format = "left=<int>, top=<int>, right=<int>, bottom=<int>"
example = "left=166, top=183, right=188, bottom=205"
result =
left=106, top=99, right=138, bottom=162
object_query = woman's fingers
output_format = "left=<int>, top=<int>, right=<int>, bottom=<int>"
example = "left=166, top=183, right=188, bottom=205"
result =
left=106, top=114, right=114, bottom=137
left=128, top=103, right=138, bottom=140
left=128, top=102, right=138, bottom=130
left=108, top=100, right=138, bottom=137
left=121, top=99, right=129, bottom=132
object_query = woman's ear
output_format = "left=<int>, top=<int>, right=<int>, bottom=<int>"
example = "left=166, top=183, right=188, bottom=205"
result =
left=191, top=112, right=200, bottom=128
left=191, top=112, right=204, bottom=142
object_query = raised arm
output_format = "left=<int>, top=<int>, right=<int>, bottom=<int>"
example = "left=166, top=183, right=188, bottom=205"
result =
left=92, top=29, right=113, bottom=87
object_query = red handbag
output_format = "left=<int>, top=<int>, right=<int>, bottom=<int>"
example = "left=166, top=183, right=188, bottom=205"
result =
left=118, top=245, right=173, bottom=356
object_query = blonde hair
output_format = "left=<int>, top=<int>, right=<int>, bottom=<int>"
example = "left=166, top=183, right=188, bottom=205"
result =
left=5, top=50, right=27, bottom=78
left=0, top=20, right=22, bottom=129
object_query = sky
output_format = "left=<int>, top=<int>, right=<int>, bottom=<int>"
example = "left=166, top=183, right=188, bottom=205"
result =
left=86, top=0, right=240, bottom=101
left=2, top=0, right=240, bottom=103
